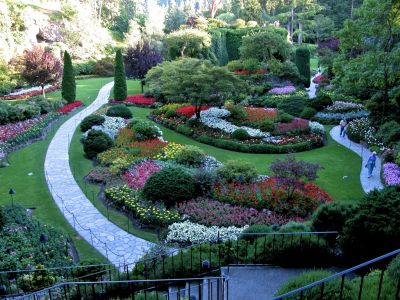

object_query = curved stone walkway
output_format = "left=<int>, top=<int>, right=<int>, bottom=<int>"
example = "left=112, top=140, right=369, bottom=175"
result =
left=330, top=126, right=383, bottom=193
left=306, top=72, right=321, bottom=99
left=45, top=82, right=152, bottom=268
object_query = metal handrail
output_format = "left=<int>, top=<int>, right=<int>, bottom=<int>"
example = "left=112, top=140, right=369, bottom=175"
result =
left=273, top=248, right=400, bottom=299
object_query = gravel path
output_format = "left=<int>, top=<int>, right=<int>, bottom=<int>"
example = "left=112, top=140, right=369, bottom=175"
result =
left=44, top=82, right=152, bottom=268
left=330, top=126, right=384, bottom=193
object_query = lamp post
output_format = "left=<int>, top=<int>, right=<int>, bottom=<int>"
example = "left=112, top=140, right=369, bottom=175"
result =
left=9, top=188, right=16, bottom=207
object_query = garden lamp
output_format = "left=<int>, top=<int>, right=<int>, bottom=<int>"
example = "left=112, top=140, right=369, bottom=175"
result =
left=9, top=188, right=16, bottom=207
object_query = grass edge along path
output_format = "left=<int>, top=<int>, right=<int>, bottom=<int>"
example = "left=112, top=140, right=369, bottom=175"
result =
left=0, top=78, right=113, bottom=262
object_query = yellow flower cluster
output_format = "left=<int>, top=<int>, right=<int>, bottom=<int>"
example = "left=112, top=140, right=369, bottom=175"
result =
left=105, top=185, right=180, bottom=226
left=98, top=147, right=136, bottom=166
left=154, top=142, right=185, bottom=160
left=153, top=103, right=189, bottom=115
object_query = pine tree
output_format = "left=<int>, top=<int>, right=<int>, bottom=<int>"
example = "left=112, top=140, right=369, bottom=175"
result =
left=295, top=47, right=311, bottom=88
left=61, top=51, right=76, bottom=103
left=113, top=49, right=127, bottom=101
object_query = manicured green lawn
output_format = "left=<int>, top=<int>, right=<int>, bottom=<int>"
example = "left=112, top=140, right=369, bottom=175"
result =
left=0, top=77, right=113, bottom=262
left=310, top=57, right=318, bottom=74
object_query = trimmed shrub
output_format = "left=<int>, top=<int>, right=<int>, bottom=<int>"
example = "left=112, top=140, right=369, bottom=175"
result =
left=243, top=58, right=260, bottom=71
left=217, top=160, right=258, bottom=183
left=312, top=202, right=355, bottom=233
left=260, top=119, right=275, bottom=132
left=106, top=104, right=132, bottom=119
left=142, top=167, right=196, bottom=207
left=277, top=96, right=307, bottom=116
left=83, top=130, right=114, bottom=159
left=113, top=49, right=127, bottom=101
left=241, top=224, right=272, bottom=241
left=129, top=120, right=160, bottom=140
left=232, top=128, right=250, bottom=140
left=295, top=47, right=311, bottom=87
left=300, top=107, right=317, bottom=119
left=227, top=60, right=244, bottom=71
left=310, top=91, right=333, bottom=111
left=376, top=121, right=400, bottom=147
left=93, top=59, right=114, bottom=76
left=192, top=169, right=217, bottom=197
left=175, top=145, right=205, bottom=167
left=80, top=115, right=105, bottom=132
left=277, top=112, right=294, bottom=123
left=61, top=51, right=76, bottom=103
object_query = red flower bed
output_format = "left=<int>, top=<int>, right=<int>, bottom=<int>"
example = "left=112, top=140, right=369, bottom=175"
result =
left=313, top=74, right=329, bottom=84
left=125, top=94, right=156, bottom=105
left=214, top=178, right=332, bottom=217
left=56, top=101, right=83, bottom=114
left=128, top=138, right=168, bottom=157
left=0, top=86, right=59, bottom=100
left=175, top=106, right=209, bottom=118
left=234, top=69, right=268, bottom=75
left=0, top=118, right=39, bottom=142
left=276, top=118, right=309, bottom=134
left=242, top=107, right=277, bottom=122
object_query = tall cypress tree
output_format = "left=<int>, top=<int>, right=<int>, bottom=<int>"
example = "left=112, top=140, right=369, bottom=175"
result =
left=295, top=47, right=311, bottom=88
left=114, top=49, right=127, bottom=101
left=61, top=51, right=76, bottom=103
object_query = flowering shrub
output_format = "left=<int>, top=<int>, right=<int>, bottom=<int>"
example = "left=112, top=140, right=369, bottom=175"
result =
left=325, top=101, right=365, bottom=113
left=201, top=155, right=223, bottom=172
left=269, top=86, right=296, bottom=95
left=123, top=159, right=162, bottom=190
left=346, top=117, right=382, bottom=148
left=241, top=107, right=277, bottom=123
left=86, top=166, right=112, bottom=183
left=151, top=103, right=189, bottom=116
left=125, top=94, right=156, bottom=106
left=313, top=75, right=329, bottom=84
left=314, top=111, right=369, bottom=123
left=276, top=118, right=309, bottom=134
left=154, top=142, right=185, bottom=160
left=56, top=101, right=83, bottom=114
left=214, top=178, right=332, bottom=217
left=165, top=220, right=248, bottom=244
left=176, top=105, right=208, bottom=118
left=83, top=116, right=127, bottom=140
left=105, top=185, right=180, bottom=226
left=383, top=163, right=400, bottom=186
left=97, top=147, right=137, bottom=166
left=309, top=122, right=325, bottom=135
left=129, top=139, right=168, bottom=157
left=0, top=86, right=59, bottom=100
left=1, top=118, right=41, bottom=142
left=115, top=128, right=135, bottom=147
left=177, top=198, right=300, bottom=227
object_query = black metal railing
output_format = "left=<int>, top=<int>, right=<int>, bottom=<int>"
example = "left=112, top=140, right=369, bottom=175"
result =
left=15, top=277, right=225, bottom=300
left=273, top=248, right=400, bottom=300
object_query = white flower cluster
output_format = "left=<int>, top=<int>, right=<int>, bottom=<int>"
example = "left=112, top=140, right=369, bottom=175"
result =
left=325, top=101, right=365, bottom=113
left=166, top=221, right=248, bottom=244
left=8, top=84, right=53, bottom=96
left=201, top=155, right=223, bottom=172
left=309, top=121, right=325, bottom=135
left=198, top=108, right=266, bottom=137
left=83, top=116, right=127, bottom=140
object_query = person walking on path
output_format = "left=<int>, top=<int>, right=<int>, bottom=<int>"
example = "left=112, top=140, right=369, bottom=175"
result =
left=339, top=119, right=347, bottom=137
left=366, top=151, right=377, bottom=178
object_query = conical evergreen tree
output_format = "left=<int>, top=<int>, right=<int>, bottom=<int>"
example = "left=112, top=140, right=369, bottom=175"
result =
left=61, top=51, right=76, bottom=103
left=114, top=49, right=127, bottom=101
left=295, top=47, right=311, bottom=88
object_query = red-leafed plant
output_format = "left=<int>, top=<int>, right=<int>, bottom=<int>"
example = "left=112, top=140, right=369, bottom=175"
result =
left=176, top=106, right=209, bottom=118
left=56, top=101, right=83, bottom=114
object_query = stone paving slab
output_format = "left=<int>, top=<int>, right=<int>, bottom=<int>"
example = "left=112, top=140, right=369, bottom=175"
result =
left=44, top=82, right=153, bottom=268
left=330, top=126, right=383, bottom=193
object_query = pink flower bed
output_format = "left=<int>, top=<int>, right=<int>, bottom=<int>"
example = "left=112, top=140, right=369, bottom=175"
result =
left=269, top=86, right=296, bottom=95
left=0, top=118, right=41, bottom=142
left=123, top=159, right=161, bottom=190
left=313, top=74, right=329, bottom=84
left=276, top=118, right=309, bottom=134
left=234, top=69, right=268, bottom=75
left=56, top=101, right=83, bottom=114
left=383, top=163, right=400, bottom=186
left=0, top=86, right=59, bottom=100
left=177, top=198, right=301, bottom=227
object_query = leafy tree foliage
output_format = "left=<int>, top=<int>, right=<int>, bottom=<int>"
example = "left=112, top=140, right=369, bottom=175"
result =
left=21, top=46, right=61, bottom=98
left=164, top=5, right=188, bottom=33
left=61, top=51, right=76, bottom=103
left=146, top=58, right=245, bottom=118
left=113, top=49, right=127, bottom=101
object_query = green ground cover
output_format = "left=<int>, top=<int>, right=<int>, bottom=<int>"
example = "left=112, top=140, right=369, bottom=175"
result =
left=0, top=77, right=113, bottom=262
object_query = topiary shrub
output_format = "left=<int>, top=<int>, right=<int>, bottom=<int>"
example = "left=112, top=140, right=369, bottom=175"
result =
left=175, top=145, right=205, bottom=167
left=106, top=104, right=132, bottom=119
left=113, top=49, right=127, bottom=101
left=142, top=167, right=196, bottom=207
left=129, top=120, right=160, bottom=140
left=312, top=202, right=355, bottom=233
left=232, top=128, right=250, bottom=140
left=295, top=47, right=311, bottom=87
left=310, top=91, right=333, bottom=111
left=277, top=96, right=307, bottom=116
left=217, top=160, right=258, bottom=183
left=61, top=51, right=76, bottom=103
left=300, top=107, right=317, bottom=119
left=80, top=115, right=105, bottom=132
left=83, top=130, right=114, bottom=159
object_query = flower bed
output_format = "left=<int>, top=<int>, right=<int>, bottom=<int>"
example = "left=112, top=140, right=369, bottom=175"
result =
left=123, top=159, right=162, bottom=190
left=383, top=163, right=400, bottom=186
left=0, top=86, right=59, bottom=100
left=177, top=198, right=301, bottom=227
left=269, top=86, right=296, bottom=95
left=276, top=118, right=309, bottom=134
left=176, top=106, right=208, bottom=118
left=314, top=111, right=369, bottom=124
left=56, top=101, right=83, bottom=114
left=325, top=101, right=365, bottom=113
left=241, top=107, right=277, bottom=123
left=83, top=116, right=127, bottom=140
left=109, top=94, right=157, bottom=106
left=165, top=220, right=248, bottom=244
left=234, top=69, right=268, bottom=75
left=313, top=74, right=329, bottom=84
left=128, top=139, right=169, bottom=157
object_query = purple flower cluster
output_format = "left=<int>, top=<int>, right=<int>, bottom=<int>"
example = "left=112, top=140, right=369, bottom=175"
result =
left=269, top=86, right=296, bottom=95
left=383, top=163, right=400, bottom=186
left=177, top=198, right=301, bottom=227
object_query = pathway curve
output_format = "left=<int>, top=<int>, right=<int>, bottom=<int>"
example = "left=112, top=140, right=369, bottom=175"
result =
left=45, top=82, right=152, bottom=267
left=330, top=126, right=384, bottom=193
left=306, top=72, right=321, bottom=99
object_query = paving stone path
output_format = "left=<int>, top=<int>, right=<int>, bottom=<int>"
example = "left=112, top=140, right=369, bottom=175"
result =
left=330, top=126, right=384, bottom=193
left=45, top=82, right=152, bottom=268
left=306, top=72, right=320, bottom=99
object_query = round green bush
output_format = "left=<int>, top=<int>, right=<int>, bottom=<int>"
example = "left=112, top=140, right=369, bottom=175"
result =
left=129, top=120, right=160, bottom=140
left=227, top=60, right=244, bottom=71
left=106, top=104, right=132, bottom=119
left=142, top=167, right=196, bottom=207
left=232, top=129, right=250, bottom=140
left=277, top=96, right=307, bottom=116
left=300, top=107, right=317, bottom=119
left=243, top=58, right=260, bottom=71
left=175, top=145, right=205, bottom=167
left=80, top=115, right=105, bottom=132
left=165, top=109, right=177, bottom=118
left=216, top=160, right=258, bottom=183
left=310, top=91, right=333, bottom=111
left=312, top=202, right=355, bottom=233
left=192, top=169, right=217, bottom=197
left=83, top=130, right=114, bottom=159
left=241, top=224, right=272, bottom=241
left=277, top=112, right=294, bottom=123
left=260, top=119, right=275, bottom=132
